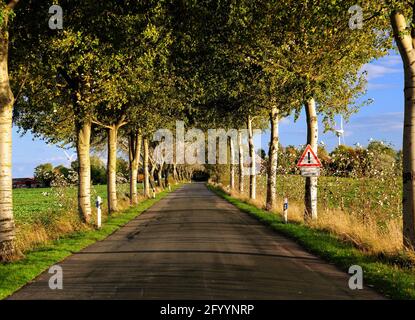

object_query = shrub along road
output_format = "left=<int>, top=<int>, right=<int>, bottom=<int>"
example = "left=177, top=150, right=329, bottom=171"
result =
left=9, top=183, right=383, bottom=299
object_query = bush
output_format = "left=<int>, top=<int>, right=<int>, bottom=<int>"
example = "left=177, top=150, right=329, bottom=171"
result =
left=34, top=163, right=54, bottom=187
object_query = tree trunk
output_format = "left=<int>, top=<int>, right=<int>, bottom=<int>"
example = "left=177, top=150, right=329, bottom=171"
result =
left=76, top=120, right=92, bottom=223
left=173, top=163, right=178, bottom=183
left=266, top=106, right=279, bottom=211
left=164, top=166, right=170, bottom=187
left=238, top=130, right=244, bottom=194
left=107, top=126, right=118, bottom=213
left=0, top=23, right=15, bottom=260
left=129, top=132, right=141, bottom=205
left=229, top=136, right=235, bottom=190
left=392, top=11, right=415, bottom=248
left=150, top=163, right=157, bottom=195
left=157, top=164, right=164, bottom=188
left=304, top=98, right=318, bottom=220
left=143, top=137, right=150, bottom=197
left=178, top=167, right=183, bottom=182
left=247, top=116, right=256, bottom=200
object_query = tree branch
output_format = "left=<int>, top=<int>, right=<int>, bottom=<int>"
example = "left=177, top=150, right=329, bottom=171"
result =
left=13, top=67, right=29, bottom=102
left=91, top=119, right=113, bottom=130
left=6, top=0, right=19, bottom=10
left=57, top=67, right=79, bottom=90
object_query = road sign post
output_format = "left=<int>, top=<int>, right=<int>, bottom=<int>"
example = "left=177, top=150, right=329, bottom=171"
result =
left=283, top=197, right=288, bottom=223
left=96, top=196, right=102, bottom=229
left=297, top=144, right=322, bottom=177
left=300, top=167, right=320, bottom=177
left=298, top=145, right=321, bottom=221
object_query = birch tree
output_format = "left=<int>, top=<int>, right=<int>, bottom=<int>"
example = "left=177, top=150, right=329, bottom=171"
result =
left=389, top=2, right=415, bottom=248
left=0, top=0, right=19, bottom=261
left=238, top=0, right=390, bottom=218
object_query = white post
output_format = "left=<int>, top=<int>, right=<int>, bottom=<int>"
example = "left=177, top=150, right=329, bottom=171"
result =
left=283, top=197, right=288, bottom=224
left=152, top=188, right=156, bottom=199
left=96, top=196, right=102, bottom=229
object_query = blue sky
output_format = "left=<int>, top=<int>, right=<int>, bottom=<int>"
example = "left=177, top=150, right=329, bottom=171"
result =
left=12, top=53, right=405, bottom=178
left=257, top=53, right=404, bottom=153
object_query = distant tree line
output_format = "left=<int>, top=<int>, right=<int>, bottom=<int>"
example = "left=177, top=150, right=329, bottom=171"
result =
left=34, top=156, right=130, bottom=187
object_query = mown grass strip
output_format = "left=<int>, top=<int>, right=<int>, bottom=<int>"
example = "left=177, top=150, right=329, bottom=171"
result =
left=208, top=185, right=415, bottom=300
left=0, top=185, right=181, bottom=300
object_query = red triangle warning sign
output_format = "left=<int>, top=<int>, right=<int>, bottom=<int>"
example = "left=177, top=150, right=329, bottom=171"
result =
left=297, top=144, right=322, bottom=167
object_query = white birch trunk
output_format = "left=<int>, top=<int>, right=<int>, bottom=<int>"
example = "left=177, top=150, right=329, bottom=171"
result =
left=304, top=98, right=318, bottom=220
left=143, top=137, right=150, bottom=197
left=0, top=4, right=22, bottom=261
left=247, top=116, right=256, bottom=200
left=0, top=22, right=15, bottom=260
left=392, top=11, right=415, bottom=248
left=157, top=163, right=164, bottom=188
left=76, top=120, right=92, bottom=223
left=238, top=130, right=244, bottom=194
left=229, top=137, right=235, bottom=190
left=266, top=106, right=279, bottom=211
left=129, top=132, right=141, bottom=205
left=107, top=127, right=118, bottom=213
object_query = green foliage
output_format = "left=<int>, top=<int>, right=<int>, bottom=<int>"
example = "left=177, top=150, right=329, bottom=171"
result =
left=34, top=163, right=77, bottom=188
left=329, top=145, right=370, bottom=177
left=275, top=141, right=401, bottom=178
left=116, top=158, right=129, bottom=182
left=90, top=156, right=106, bottom=185
left=33, top=163, right=54, bottom=187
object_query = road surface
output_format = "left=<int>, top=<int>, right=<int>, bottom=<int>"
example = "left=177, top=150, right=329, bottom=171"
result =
left=10, top=183, right=383, bottom=299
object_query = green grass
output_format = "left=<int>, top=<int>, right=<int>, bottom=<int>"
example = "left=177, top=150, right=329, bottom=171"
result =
left=0, top=184, right=178, bottom=300
left=13, top=183, right=140, bottom=223
left=208, top=184, right=415, bottom=300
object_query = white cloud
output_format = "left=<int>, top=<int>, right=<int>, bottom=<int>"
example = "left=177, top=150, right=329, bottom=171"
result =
left=280, top=117, right=290, bottom=125
left=367, top=83, right=400, bottom=90
left=360, top=54, right=403, bottom=91
left=379, top=55, right=402, bottom=66
left=348, top=112, right=403, bottom=133
left=362, top=63, right=401, bottom=81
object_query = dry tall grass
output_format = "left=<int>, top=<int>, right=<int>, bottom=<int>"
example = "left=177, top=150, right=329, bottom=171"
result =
left=220, top=182, right=404, bottom=256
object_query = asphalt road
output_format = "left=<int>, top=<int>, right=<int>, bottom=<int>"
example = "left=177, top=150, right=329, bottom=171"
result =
left=10, top=183, right=383, bottom=299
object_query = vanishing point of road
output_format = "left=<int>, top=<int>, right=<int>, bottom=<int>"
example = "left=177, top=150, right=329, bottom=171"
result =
left=10, top=183, right=383, bottom=300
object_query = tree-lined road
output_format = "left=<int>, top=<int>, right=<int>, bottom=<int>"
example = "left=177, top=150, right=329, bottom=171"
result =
left=10, top=183, right=383, bottom=299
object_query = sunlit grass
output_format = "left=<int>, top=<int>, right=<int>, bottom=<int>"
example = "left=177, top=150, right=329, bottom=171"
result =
left=12, top=183, right=145, bottom=253
left=220, top=174, right=404, bottom=254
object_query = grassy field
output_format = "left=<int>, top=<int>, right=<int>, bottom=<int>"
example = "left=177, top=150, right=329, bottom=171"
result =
left=218, top=173, right=404, bottom=254
left=221, top=174, right=401, bottom=220
left=208, top=184, right=415, bottom=300
left=12, top=183, right=145, bottom=254
left=274, top=175, right=401, bottom=220
left=13, top=183, right=137, bottom=223
left=0, top=186, right=177, bottom=300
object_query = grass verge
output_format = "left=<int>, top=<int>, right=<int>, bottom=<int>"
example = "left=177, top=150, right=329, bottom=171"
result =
left=0, top=185, right=181, bottom=300
left=208, top=184, right=415, bottom=300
